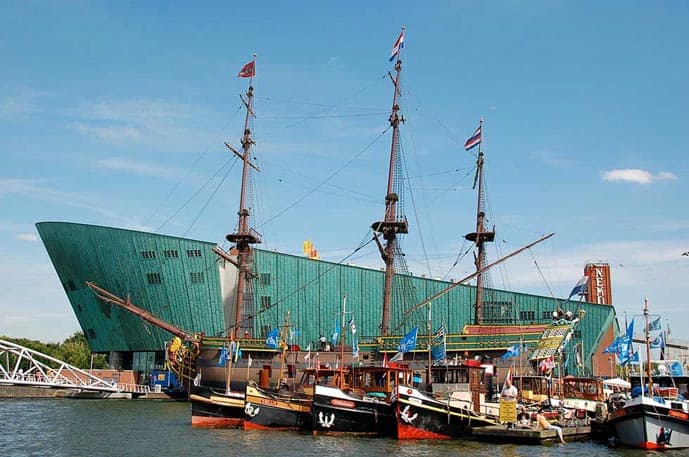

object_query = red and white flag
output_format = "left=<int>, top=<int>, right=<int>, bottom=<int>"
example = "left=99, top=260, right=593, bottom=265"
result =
left=237, top=60, right=256, bottom=78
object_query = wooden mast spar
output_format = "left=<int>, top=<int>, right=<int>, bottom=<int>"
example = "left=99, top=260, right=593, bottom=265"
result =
left=372, top=26, right=408, bottom=338
left=225, top=54, right=262, bottom=341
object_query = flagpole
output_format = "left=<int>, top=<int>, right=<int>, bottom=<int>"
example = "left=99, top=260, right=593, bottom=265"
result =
left=427, top=301, right=432, bottom=386
left=339, top=294, right=347, bottom=389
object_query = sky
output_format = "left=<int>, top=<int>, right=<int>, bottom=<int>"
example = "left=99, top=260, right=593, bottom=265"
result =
left=1, top=1, right=688, bottom=344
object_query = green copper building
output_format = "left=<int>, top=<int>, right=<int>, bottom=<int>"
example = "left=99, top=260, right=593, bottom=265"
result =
left=37, top=221, right=619, bottom=377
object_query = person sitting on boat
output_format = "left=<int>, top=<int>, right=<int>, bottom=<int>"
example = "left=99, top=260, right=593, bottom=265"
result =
left=536, top=408, right=565, bottom=444
left=517, top=406, right=531, bottom=426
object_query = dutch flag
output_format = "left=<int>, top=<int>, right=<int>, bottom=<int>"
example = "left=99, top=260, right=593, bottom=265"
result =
left=389, top=29, right=405, bottom=62
left=464, top=124, right=482, bottom=151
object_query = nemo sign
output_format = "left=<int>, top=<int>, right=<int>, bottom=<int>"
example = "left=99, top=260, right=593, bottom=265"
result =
left=584, top=263, right=612, bottom=305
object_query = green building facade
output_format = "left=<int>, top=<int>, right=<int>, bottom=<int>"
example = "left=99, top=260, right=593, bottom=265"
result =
left=37, top=222, right=617, bottom=375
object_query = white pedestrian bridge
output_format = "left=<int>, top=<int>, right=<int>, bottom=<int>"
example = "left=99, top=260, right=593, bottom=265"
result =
left=0, top=338, right=149, bottom=396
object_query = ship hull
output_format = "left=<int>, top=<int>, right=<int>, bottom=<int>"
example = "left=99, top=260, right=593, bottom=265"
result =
left=189, top=385, right=245, bottom=428
left=243, top=383, right=312, bottom=431
left=608, top=396, right=689, bottom=449
left=311, top=384, right=394, bottom=436
left=392, top=385, right=496, bottom=439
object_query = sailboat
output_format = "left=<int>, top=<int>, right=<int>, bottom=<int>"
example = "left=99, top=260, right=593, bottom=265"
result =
left=189, top=55, right=260, bottom=428
left=606, top=299, right=689, bottom=449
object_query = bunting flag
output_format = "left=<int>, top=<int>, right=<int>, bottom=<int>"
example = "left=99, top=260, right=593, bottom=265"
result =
left=464, top=123, right=482, bottom=151
left=265, top=328, right=279, bottom=349
left=382, top=352, right=389, bottom=367
left=303, top=343, right=312, bottom=361
left=352, top=340, right=359, bottom=358
left=389, top=29, right=405, bottom=62
left=237, top=60, right=255, bottom=78
left=568, top=275, right=589, bottom=299
left=648, top=317, right=662, bottom=331
left=248, top=354, right=253, bottom=368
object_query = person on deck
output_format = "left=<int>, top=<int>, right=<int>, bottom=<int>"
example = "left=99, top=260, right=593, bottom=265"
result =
left=501, top=378, right=518, bottom=399
left=536, top=408, right=565, bottom=444
left=501, top=378, right=518, bottom=429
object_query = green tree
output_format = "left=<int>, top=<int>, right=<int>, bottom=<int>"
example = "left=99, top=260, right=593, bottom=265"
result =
left=2, top=332, right=108, bottom=370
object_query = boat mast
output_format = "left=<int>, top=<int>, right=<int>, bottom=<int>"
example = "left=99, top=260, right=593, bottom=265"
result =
left=372, top=27, right=408, bottom=337
left=339, top=294, right=347, bottom=389
left=644, top=298, right=653, bottom=396
left=464, top=119, right=495, bottom=325
left=226, top=54, right=262, bottom=340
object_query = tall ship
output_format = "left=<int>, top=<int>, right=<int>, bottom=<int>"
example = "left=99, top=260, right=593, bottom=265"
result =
left=35, top=31, right=622, bottom=407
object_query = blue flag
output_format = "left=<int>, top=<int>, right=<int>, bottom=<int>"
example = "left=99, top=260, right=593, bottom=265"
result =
left=621, top=351, right=639, bottom=365
left=398, top=327, right=418, bottom=353
left=568, top=275, right=589, bottom=299
left=265, top=328, right=279, bottom=349
left=500, top=344, right=521, bottom=360
left=648, top=317, right=662, bottom=332
left=331, top=319, right=340, bottom=345
left=650, top=332, right=665, bottom=349
left=431, top=343, right=446, bottom=361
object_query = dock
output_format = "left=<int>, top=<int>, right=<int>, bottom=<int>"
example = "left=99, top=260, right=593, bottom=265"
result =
left=470, top=424, right=591, bottom=445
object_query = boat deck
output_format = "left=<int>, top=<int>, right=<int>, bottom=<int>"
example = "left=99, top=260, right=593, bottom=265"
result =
left=470, top=424, right=591, bottom=445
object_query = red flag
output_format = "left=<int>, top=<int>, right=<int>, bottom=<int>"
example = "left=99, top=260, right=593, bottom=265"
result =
left=237, top=60, right=255, bottom=78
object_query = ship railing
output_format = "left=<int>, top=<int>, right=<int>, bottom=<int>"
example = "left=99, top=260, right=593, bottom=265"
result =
left=117, top=383, right=151, bottom=394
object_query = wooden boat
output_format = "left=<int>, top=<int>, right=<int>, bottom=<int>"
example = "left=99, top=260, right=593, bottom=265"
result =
left=391, top=361, right=498, bottom=439
left=311, top=364, right=415, bottom=436
left=190, top=384, right=245, bottom=428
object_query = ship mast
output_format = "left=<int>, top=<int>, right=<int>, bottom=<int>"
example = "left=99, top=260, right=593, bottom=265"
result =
left=226, top=54, right=261, bottom=340
left=372, top=27, right=408, bottom=337
left=464, top=119, right=495, bottom=325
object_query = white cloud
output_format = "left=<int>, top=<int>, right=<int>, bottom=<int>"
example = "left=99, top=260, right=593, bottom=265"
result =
left=602, top=168, right=677, bottom=185
left=15, top=233, right=38, bottom=242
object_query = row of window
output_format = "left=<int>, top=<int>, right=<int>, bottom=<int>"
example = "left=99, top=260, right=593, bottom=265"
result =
left=140, top=249, right=202, bottom=259
left=146, top=272, right=207, bottom=284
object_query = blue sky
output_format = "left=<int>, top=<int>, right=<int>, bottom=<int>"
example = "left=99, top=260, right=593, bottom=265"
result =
left=1, top=1, right=688, bottom=344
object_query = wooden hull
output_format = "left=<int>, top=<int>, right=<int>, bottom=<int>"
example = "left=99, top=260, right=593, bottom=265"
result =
left=311, top=384, right=394, bottom=436
left=243, top=383, right=312, bottom=431
left=608, top=396, right=689, bottom=450
left=189, top=385, right=245, bottom=428
left=392, top=385, right=497, bottom=439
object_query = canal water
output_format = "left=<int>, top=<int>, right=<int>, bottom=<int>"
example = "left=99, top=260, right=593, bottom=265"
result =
left=0, top=398, right=679, bottom=456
